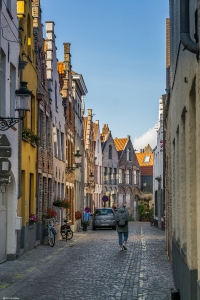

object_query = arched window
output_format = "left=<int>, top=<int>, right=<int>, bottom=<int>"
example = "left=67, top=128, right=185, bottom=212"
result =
left=109, top=145, right=112, bottom=159
left=127, top=147, right=131, bottom=161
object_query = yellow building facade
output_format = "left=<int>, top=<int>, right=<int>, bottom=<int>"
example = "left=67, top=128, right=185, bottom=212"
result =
left=17, top=0, right=37, bottom=252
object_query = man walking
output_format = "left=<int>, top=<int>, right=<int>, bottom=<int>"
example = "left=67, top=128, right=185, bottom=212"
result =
left=115, top=205, right=129, bottom=251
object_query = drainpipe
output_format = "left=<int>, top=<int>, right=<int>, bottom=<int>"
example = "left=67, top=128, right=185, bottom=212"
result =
left=180, top=0, right=199, bottom=54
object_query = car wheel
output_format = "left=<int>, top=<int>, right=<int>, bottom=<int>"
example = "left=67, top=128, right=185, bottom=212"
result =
left=93, top=226, right=96, bottom=230
left=112, top=226, right=116, bottom=230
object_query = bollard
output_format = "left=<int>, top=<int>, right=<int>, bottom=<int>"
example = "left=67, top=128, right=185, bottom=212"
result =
left=171, top=288, right=180, bottom=300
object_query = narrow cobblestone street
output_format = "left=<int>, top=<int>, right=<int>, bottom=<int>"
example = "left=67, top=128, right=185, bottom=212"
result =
left=0, top=222, right=175, bottom=300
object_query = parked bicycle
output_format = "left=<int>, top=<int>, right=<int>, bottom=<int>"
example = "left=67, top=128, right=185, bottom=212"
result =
left=43, top=218, right=57, bottom=247
left=60, top=214, right=73, bottom=241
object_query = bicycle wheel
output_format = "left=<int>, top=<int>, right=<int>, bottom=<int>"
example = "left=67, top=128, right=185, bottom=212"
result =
left=67, top=229, right=73, bottom=240
left=60, top=228, right=66, bottom=239
left=48, top=230, right=55, bottom=247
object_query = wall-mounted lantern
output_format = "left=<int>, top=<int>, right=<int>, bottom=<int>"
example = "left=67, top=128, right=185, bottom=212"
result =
left=0, top=82, right=31, bottom=131
left=66, top=150, right=82, bottom=173
left=17, top=1, right=25, bottom=18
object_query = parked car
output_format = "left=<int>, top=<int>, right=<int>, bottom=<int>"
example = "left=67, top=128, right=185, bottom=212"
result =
left=92, top=208, right=116, bottom=230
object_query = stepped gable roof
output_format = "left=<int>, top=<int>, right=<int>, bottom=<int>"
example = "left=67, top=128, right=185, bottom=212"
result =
left=101, top=124, right=111, bottom=151
left=57, top=62, right=64, bottom=90
left=135, top=151, right=154, bottom=167
left=57, top=62, right=64, bottom=74
left=114, top=137, right=128, bottom=159
left=93, top=122, right=99, bottom=142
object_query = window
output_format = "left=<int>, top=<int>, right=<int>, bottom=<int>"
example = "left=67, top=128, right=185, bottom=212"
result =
left=113, top=168, right=117, bottom=184
left=47, top=179, right=51, bottom=207
left=144, top=156, right=150, bottom=163
left=109, top=145, right=112, bottom=159
left=109, top=168, right=112, bottom=184
left=61, top=183, right=64, bottom=199
left=95, top=209, right=113, bottom=215
left=7, top=0, right=11, bottom=13
left=100, top=166, right=102, bottom=184
left=133, top=170, right=136, bottom=184
left=104, top=167, right=107, bottom=184
left=10, top=64, right=16, bottom=117
left=0, top=50, right=6, bottom=117
left=57, top=129, right=60, bottom=159
left=133, top=170, right=139, bottom=184
left=46, top=116, right=49, bottom=151
left=119, top=169, right=122, bottom=184
left=61, top=132, right=64, bottom=160
left=127, top=147, right=131, bottom=161
left=58, top=182, right=60, bottom=198
left=39, top=110, right=43, bottom=147
left=42, top=177, right=45, bottom=213
left=126, top=170, right=131, bottom=184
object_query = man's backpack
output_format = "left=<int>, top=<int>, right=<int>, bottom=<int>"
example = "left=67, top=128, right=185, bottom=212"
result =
left=117, top=211, right=128, bottom=227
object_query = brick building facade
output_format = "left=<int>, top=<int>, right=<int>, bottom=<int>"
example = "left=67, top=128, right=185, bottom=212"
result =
left=114, top=136, right=140, bottom=218
left=58, top=43, right=76, bottom=228
left=101, top=125, right=118, bottom=208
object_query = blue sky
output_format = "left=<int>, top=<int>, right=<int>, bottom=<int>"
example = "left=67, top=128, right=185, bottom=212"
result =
left=41, top=0, right=169, bottom=149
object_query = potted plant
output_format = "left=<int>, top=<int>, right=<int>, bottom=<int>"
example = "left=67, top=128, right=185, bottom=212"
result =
left=75, top=211, right=82, bottom=220
left=53, top=199, right=62, bottom=207
left=81, top=220, right=90, bottom=231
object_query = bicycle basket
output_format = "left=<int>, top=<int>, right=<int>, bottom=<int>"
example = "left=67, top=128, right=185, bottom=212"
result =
left=44, top=228, right=48, bottom=236
left=51, top=227, right=57, bottom=235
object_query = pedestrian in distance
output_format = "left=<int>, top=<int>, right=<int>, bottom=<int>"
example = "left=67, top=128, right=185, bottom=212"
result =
left=115, top=204, right=129, bottom=251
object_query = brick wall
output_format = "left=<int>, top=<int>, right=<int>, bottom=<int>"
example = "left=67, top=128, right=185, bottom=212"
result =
left=32, top=0, right=53, bottom=220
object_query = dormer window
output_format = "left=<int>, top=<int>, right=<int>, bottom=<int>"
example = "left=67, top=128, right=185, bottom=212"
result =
left=144, top=156, right=150, bottom=163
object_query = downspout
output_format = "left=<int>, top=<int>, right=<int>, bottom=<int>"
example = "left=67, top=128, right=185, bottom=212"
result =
left=180, top=0, right=199, bottom=54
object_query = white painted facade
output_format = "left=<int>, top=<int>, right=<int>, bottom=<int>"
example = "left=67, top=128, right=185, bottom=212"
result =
left=0, top=0, right=20, bottom=261
left=72, top=73, right=87, bottom=230
left=45, top=22, right=66, bottom=213
left=93, top=120, right=103, bottom=208
left=153, top=96, right=164, bottom=229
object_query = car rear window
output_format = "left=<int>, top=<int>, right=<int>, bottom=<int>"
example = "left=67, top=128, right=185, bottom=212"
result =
left=95, top=209, right=113, bottom=215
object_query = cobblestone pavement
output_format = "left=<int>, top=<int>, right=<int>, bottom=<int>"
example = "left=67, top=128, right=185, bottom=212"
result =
left=0, top=222, right=175, bottom=300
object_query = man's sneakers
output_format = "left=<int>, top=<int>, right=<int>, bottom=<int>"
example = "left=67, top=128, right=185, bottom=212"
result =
left=123, top=245, right=127, bottom=251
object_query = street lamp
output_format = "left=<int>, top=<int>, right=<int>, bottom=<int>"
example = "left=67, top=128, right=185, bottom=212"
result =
left=84, top=172, right=94, bottom=187
left=0, top=82, right=31, bottom=131
left=143, top=181, right=153, bottom=193
left=0, top=82, right=31, bottom=196
left=66, top=150, right=82, bottom=173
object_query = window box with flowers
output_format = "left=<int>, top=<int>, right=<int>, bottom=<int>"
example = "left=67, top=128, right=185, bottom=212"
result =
left=42, top=208, right=58, bottom=221
left=53, top=199, right=70, bottom=209
left=22, top=127, right=40, bottom=146
left=29, top=213, right=37, bottom=226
